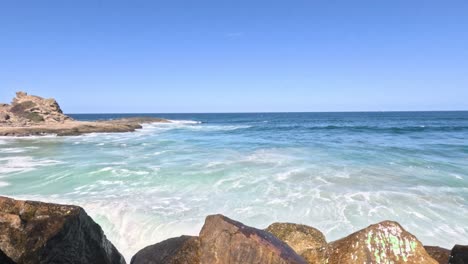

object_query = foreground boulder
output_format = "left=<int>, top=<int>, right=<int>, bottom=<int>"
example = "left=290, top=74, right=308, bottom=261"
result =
left=132, top=214, right=307, bottom=264
left=199, top=214, right=307, bottom=264
left=130, top=236, right=200, bottom=264
left=265, top=222, right=327, bottom=263
left=326, top=221, right=438, bottom=264
left=0, top=196, right=125, bottom=264
left=424, top=246, right=450, bottom=264
left=450, top=245, right=468, bottom=264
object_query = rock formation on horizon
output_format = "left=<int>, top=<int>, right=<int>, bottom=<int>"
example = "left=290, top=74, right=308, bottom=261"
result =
left=0, top=91, right=170, bottom=136
left=0, top=91, right=71, bottom=126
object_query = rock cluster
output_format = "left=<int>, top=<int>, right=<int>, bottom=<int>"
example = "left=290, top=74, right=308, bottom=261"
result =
left=0, top=91, right=71, bottom=126
left=0, top=196, right=466, bottom=264
left=131, top=214, right=308, bottom=264
left=132, top=217, right=467, bottom=264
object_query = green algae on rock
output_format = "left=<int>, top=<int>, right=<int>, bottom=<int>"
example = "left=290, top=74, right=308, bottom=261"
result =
left=326, top=221, right=438, bottom=264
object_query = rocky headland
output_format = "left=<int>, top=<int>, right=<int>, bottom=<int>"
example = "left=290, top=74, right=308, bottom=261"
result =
left=0, top=196, right=466, bottom=264
left=0, top=92, right=169, bottom=136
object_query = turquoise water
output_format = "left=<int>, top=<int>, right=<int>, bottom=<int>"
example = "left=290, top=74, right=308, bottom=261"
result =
left=1, top=112, right=467, bottom=260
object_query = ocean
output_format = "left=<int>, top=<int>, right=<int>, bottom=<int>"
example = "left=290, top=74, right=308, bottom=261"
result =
left=1, top=111, right=467, bottom=260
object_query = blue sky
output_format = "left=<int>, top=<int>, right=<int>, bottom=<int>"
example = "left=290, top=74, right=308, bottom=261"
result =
left=1, top=0, right=467, bottom=113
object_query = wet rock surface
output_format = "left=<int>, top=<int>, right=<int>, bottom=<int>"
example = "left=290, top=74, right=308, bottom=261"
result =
left=0, top=196, right=126, bottom=264
left=131, top=236, right=200, bottom=264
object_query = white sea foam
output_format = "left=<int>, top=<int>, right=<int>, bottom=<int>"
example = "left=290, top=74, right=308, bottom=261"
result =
left=90, top=167, right=150, bottom=177
left=168, top=119, right=202, bottom=124
left=0, top=156, right=62, bottom=174
left=1, top=134, right=58, bottom=140
left=0, top=181, right=10, bottom=187
left=90, top=167, right=114, bottom=174
left=97, top=180, right=125, bottom=186
left=0, top=148, right=27, bottom=153
left=153, top=150, right=168, bottom=156
left=139, top=122, right=250, bottom=133
left=186, top=125, right=251, bottom=131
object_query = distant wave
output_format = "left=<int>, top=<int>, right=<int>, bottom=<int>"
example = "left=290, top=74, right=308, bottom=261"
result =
left=168, top=119, right=202, bottom=124
left=257, top=125, right=468, bottom=133
left=186, top=125, right=251, bottom=131
left=310, top=125, right=468, bottom=133
left=140, top=122, right=250, bottom=132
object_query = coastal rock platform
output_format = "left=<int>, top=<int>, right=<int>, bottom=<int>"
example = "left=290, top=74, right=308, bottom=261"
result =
left=0, top=117, right=170, bottom=136
left=0, top=92, right=169, bottom=136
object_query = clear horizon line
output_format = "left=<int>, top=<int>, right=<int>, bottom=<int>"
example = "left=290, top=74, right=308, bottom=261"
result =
left=66, top=109, right=468, bottom=115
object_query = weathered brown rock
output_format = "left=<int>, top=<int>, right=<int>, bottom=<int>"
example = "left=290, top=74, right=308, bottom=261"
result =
left=0, top=196, right=126, bottom=264
left=265, top=222, right=327, bottom=263
left=0, top=112, right=10, bottom=122
left=199, top=214, right=307, bottom=264
left=3, top=91, right=71, bottom=125
left=326, top=221, right=438, bottom=264
left=131, top=236, right=200, bottom=264
left=425, top=246, right=450, bottom=263
left=450, top=245, right=468, bottom=264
